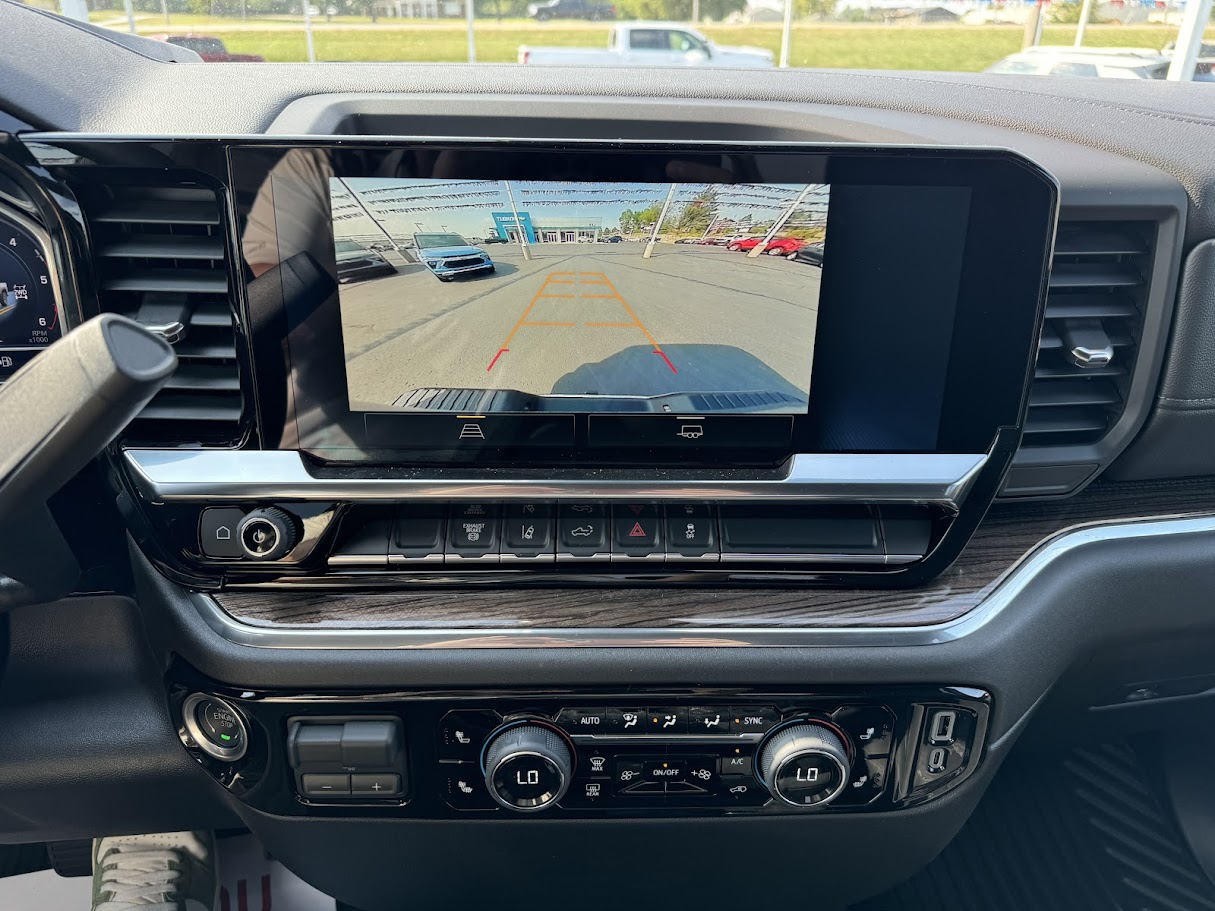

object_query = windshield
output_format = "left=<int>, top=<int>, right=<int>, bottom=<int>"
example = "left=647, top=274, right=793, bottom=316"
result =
left=415, top=233, right=471, bottom=248
left=334, top=240, right=367, bottom=253
left=44, top=1, right=1213, bottom=85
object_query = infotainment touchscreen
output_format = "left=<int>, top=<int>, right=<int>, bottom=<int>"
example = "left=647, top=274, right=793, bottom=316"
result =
left=329, top=178, right=829, bottom=416
left=233, top=141, right=1056, bottom=464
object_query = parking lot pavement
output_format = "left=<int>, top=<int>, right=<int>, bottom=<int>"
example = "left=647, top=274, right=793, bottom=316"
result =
left=339, top=242, right=822, bottom=408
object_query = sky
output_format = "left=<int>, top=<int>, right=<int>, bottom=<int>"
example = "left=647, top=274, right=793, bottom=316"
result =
left=330, top=178, right=830, bottom=241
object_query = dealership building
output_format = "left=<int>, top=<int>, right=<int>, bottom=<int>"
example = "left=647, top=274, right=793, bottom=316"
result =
left=490, top=212, right=604, bottom=243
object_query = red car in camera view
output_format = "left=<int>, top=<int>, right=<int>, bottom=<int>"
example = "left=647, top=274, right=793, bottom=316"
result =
left=725, top=236, right=805, bottom=255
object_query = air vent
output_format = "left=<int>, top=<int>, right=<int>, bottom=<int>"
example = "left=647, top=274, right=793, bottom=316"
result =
left=83, top=183, right=243, bottom=445
left=1022, top=221, right=1154, bottom=449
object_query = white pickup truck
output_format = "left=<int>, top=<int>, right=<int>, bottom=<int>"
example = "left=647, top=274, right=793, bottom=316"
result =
left=519, top=23, right=774, bottom=68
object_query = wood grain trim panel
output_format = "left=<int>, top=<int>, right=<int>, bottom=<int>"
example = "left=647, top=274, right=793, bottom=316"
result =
left=214, top=479, right=1215, bottom=630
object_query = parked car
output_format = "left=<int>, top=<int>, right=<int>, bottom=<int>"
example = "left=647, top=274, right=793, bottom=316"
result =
left=675, top=238, right=700, bottom=244
left=696, top=237, right=729, bottom=246
left=147, top=34, right=266, bottom=63
left=787, top=242, right=825, bottom=267
left=985, top=47, right=1175, bottom=80
left=601, top=235, right=624, bottom=243
left=520, top=23, right=773, bottom=68
left=481, top=236, right=509, bottom=244
left=413, top=233, right=495, bottom=282
left=527, top=0, right=615, bottom=20
left=334, top=240, right=397, bottom=284
left=726, top=236, right=803, bottom=254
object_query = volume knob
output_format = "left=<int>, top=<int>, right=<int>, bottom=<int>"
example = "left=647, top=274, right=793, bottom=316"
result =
left=758, top=723, right=851, bottom=809
left=483, top=723, right=572, bottom=813
left=237, top=507, right=300, bottom=561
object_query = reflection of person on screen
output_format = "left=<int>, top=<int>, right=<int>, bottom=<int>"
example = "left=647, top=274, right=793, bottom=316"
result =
left=243, top=149, right=338, bottom=278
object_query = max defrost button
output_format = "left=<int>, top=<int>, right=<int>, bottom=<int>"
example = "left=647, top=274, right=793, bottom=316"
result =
left=199, top=508, right=245, bottom=559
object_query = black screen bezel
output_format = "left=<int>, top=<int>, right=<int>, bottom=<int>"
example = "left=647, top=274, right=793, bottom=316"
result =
left=230, top=140, right=1056, bottom=466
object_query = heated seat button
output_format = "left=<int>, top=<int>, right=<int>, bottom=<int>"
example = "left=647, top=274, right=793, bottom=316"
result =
left=442, top=764, right=496, bottom=810
left=199, top=508, right=245, bottom=559
left=438, top=710, right=499, bottom=762
left=611, top=503, right=662, bottom=559
left=833, top=705, right=895, bottom=757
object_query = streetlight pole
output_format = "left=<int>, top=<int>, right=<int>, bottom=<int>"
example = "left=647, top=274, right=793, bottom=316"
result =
left=303, top=2, right=317, bottom=63
left=1166, top=0, right=1213, bottom=80
left=779, top=0, right=794, bottom=68
left=503, top=181, right=532, bottom=261
left=123, top=0, right=137, bottom=33
left=466, top=0, right=477, bottom=63
left=1073, top=0, right=1094, bottom=45
left=645, top=184, right=679, bottom=259
left=747, top=183, right=819, bottom=258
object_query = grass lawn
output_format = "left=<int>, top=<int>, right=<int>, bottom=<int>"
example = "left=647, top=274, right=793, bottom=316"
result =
left=101, top=16, right=1213, bottom=70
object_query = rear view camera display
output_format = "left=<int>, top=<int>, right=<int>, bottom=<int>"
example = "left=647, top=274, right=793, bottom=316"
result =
left=330, top=178, right=829, bottom=415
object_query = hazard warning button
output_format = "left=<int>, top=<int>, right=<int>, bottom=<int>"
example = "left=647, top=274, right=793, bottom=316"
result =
left=612, top=503, right=663, bottom=559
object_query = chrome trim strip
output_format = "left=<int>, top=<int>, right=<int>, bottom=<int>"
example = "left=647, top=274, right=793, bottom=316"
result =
left=122, top=450, right=987, bottom=507
left=188, top=513, right=1215, bottom=649
left=718, top=553, right=884, bottom=564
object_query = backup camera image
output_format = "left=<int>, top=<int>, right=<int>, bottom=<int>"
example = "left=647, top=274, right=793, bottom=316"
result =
left=330, top=178, right=828, bottom=414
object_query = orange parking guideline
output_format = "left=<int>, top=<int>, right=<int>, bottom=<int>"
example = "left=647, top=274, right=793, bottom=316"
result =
left=579, top=272, right=677, bottom=375
left=489, top=269, right=678, bottom=374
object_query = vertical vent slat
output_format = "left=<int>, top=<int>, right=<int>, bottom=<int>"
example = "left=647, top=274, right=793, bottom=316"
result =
left=1021, top=221, right=1152, bottom=449
left=81, top=183, right=242, bottom=445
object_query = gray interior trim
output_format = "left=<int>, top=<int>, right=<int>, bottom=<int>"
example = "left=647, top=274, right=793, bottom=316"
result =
left=122, top=449, right=987, bottom=507
left=1110, top=238, right=1215, bottom=480
left=189, top=511, right=1215, bottom=649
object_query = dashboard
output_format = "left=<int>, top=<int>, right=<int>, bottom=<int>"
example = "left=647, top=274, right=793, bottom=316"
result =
left=4, top=6, right=1215, bottom=908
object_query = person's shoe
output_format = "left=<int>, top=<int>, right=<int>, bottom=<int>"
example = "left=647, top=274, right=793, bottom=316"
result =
left=92, top=831, right=217, bottom=911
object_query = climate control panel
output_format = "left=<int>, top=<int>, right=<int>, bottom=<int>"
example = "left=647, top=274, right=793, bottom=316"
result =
left=171, top=683, right=989, bottom=819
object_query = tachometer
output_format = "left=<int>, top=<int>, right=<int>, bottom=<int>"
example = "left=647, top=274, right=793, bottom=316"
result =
left=0, top=207, right=62, bottom=379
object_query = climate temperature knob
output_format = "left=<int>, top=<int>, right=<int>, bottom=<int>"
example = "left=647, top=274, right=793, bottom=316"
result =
left=482, top=723, right=573, bottom=812
left=758, top=722, right=851, bottom=809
